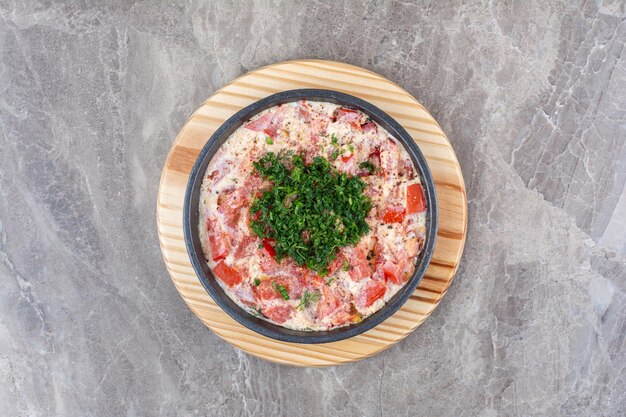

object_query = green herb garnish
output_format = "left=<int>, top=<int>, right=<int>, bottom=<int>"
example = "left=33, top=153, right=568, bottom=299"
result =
left=348, top=144, right=354, bottom=152
left=296, top=290, right=321, bottom=310
left=326, top=277, right=335, bottom=285
left=253, top=278, right=261, bottom=286
left=250, top=151, right=372, bottom=274
left=331, top=134, right=339, bottom=146
left=273, top=282, right=290, bottom=300
left=342, top=260, right=350, bottom=271
left=250, top=307, right=263, bottom=318
left=331, top=149, right=339, bottom=160
left=359, top=161, right=377, bottom=174
left=266, top=136, right=273, bottom=145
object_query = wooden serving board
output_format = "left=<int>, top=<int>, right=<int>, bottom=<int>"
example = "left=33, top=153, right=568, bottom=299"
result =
left=157, top=60, right=467, bottom=367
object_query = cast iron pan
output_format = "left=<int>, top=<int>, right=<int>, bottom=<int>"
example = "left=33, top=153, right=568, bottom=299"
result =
left=183, top=89, right=438, bottom=344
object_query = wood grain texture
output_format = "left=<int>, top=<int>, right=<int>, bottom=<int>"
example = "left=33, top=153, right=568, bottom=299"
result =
left=157, top=60, right=467, bottom=367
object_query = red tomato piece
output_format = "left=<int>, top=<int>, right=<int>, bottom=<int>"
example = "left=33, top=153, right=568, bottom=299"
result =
left=330, top=309, right=354, bottom=326
left=232, top=235, right=257, bottom=259
left=262, top=238, right=276, bottom=258
left=217, top=189, right=246, bottom=227
left=369, top=146, right=381, bottom=165
left=361, top=121, right=378, bottom=132
left=406, top=183, right=426, bottom=214
left=255, top=280, right=280, bottom=300
left=255, top=277, right=302, bottom=300
left=347, top=249, right=372, bottom=281
left=383, top=260, right=408, bottom=285
left=327, top=253, right=346, bottom=274
left=213, top=261, right=243, bottom=287
left=357, top=281, right=387, bottom=308
left=341, top=153, right=353, bottom=163
left=332, top=106, right=361, bottom=123
left=206, top=218, right=228, bottom=261
left=379, top=139, right=399, bottom=176
left=316, top=286, right=342, bottom=319
left=382, top=206, right=405, bottom=223
left=258, top=250, right=280, bottom=274
left=244, top=112, right=273, bottom=132
left=263, top=305, right=293, bottom=324
left=298, top=100, right=312, bottom=120
left=244, top=106, right=285, bottom=138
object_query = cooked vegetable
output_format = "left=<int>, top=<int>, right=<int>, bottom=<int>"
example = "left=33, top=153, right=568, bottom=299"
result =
left=382, top=206, right=405, bottom=223
left=406, top=183, right=426, bottom=214
left=213, top=261, right=243, bottom=287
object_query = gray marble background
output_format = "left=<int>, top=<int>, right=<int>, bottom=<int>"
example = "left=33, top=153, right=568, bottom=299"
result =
left=0, top=1, right=625, bottom=416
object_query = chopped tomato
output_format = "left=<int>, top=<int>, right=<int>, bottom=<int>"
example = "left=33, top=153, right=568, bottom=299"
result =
left=341, top=152, right=353, bottom=163
left=263, top=305, right=293, bottom=323
left=406, top=183, right=426, bottom=214
left=213, top=261, right=243, bottom=287
left=255, top=279, right=279, bottom=300
left=298, top=100, right=312, bottom=120
left=361, top=121, right=378, bottom=132
left=316, top=285, right=341, bottom=318
left=244, top=112, right=273, bottom=132
left=217, top=188, right=247, bottom=227
left=379, top=139, right=399, bottom=176
left=233, top=235, right=256, bottom=258
left=262, top=238, right=276, bottom=258
left=332, top=106, right=361, bottom=123
left=206, top=218, right=228, bottom=261
left=401, top=159, right=415, bottom=179
left=383, top=260, right=408, bottom=285
left=255, top=277, right=302, bottom=300
left=327, top=253, right=346, bottom=274
left=369, top=146, right=381, bottom=165
left=382, top=205, right=405, bottom=223
left=357, top=281, right=387, bottom=308
left=257, top=249, right=285, bottom=274
left=330, top=309, right=354, bottom=326
left=347, top=249, right=371, bottom=281
left=244, top=106, right=285, bottom=138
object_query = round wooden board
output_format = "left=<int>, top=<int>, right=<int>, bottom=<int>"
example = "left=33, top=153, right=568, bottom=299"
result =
left=157, top=60, right=467, bottom=367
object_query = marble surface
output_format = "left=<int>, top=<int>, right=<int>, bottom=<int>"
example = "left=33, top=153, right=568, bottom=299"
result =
left=0, top=0, right=625, bottom=416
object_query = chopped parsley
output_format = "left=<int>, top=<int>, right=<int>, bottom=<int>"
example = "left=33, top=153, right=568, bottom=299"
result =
left=331, top=134, right=339, bottom=146
left=348, top=143, right=354, bottom=152
left=250, top=151, right=372, bottom=274
left=296, top=290, right=321, bottom=310
left=272, top=282, right=290, bottom=300
left=326, top=277, right=335, bottom=285
left=253, top=278, right=261, bottom=286
left=342, top=260, right=350, bottom=271
left=250, top=307, right=263, bottom=318
left=359, top=161, right=377, bottom=174
left=331, top=149, right=339, bottom=160
left=266, top=136, right=273, bottom=145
